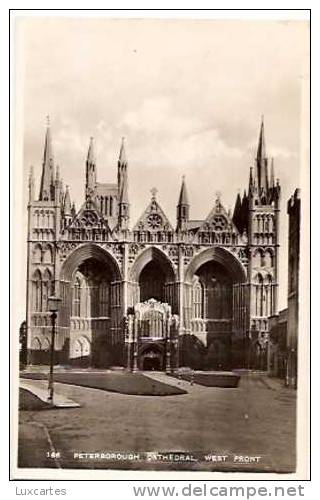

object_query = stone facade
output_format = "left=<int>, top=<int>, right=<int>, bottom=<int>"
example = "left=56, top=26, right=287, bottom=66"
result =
left=286, top=189, right=300, bottom=387
left=25, top=118, right=281, bottom=371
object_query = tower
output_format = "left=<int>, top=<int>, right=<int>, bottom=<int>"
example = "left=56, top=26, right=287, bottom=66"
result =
left=247, top=118, right=281, bottom=368
left=26, top=120, right=63, bottom=364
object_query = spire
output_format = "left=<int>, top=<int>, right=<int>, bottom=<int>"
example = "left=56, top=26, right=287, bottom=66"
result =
left=255, top=116, right=268, bottom=197
left=119, top=171, right=129, bottom=205
left=119, top=137, right=127, bottom=165
left=178, top=175, right=189, bottom=206
left=232, top=191, right=242, bottom=232
left=257, top=116, right=266, bottom=161
left=118, top=138, right=129, bottom=227
left=177, top=176, right=190, bottom=231
left=86, top=137, right=97, bottom=195
left=55, top=164, right=60, bottom=182
left=118, top=137, right=128, bottom=196
left=87, top=136, right=96, bottom=164
left=71, top=201, right=76, bottom=217
left=118, top=166, right=130, bottom=230
left=270, top=157, right=275, bottom=187
left=28, top=165, right=35, bottom=202
left=63, top=185, right=72, bottom=215
left=241, top=189, right=249, bottom=233
left=39, top=116, right=55, bottom=201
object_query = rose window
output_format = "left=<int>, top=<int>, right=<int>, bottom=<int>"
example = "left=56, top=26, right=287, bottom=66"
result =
left=211, top=215, right=227, bottom=231
left=81, top=211, right=98, bottom=227
left=147, top=213, right=162, bottom=229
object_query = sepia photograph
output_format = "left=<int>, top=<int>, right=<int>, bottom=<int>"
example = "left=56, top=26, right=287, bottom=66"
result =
left=11, top=12, right=310, bottom=479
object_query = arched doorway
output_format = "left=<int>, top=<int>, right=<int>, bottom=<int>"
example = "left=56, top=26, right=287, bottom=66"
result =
left=129, top=246, right=177, bottom=312
left=139, top=261, right=166, bottom=303
left=184, top=247, right=247, bottom=369
left=59, top=244, right=122, bottom=367
left=139, top=344, right=164, bottom=371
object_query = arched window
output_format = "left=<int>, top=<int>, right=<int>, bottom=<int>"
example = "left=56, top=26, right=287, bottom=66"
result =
left=265, top=249, right=274, bottom=268
left=99, top=279, right=110, bottom=317
left=265, top=274, right=273, bottom=316
left=43, top=245, right=53, bottom=264
left=33, top=245, right=42, bottom=263
left=73, top=276, right=82, bottom=316
left=31, top=337, right=42, bottom=351
left=32, top=270, right=42, bottom=312
left=42, top=338, right=50, bottom=351
left=192, top=277, right=203, bottom=319
left=74, top=336, right=91, bottom=358
left=255, top=274, right=264, bottom=317
left=42, top=269, right=53, bottom=312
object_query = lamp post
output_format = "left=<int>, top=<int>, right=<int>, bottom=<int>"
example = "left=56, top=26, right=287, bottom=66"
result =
left=47, top=296, right=62, bottom=405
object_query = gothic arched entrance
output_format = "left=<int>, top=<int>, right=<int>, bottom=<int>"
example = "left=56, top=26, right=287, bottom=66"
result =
left=139, top=344, right=164, bottom=371
left=59, top=244, right=122, bottom=367
left=184, top=247, right=247, bottom=369
left=129, top=246, right=177, bottom=313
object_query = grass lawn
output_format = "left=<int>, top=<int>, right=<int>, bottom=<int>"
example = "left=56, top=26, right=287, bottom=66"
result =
left=19, top=388, right=51, bottom=411
left=170, top=372, right=240, bottom=387
left=21, top=371, right=187, bottom=396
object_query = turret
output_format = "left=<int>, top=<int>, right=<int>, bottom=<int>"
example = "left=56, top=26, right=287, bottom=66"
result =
left=71, top=201, right=76, bottom=218
left=176, top=175, right=190, bottom=231
left=118, top=139, right=130, bottom=230
left=117, top=137, right=128, bottom=196
left=63, top=185, right=72, bottom=228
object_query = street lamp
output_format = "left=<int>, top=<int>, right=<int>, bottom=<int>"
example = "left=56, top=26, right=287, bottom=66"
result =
left=47, top=295, right=62, bottom=405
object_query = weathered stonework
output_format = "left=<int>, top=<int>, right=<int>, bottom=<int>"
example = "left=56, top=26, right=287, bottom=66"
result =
left=25, top=119, right=280, bottom=371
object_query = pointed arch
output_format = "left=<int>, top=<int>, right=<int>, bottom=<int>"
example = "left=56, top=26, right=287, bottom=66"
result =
left=42, top=337, right=50, bottom=351
left=33, top=244, right=42, bottom=263
left=31, top=337, right=42, bottom=351
left=265, top=249, right=274, bottom=268
left=72, top=274, right=82, bottom=316
left=192, top=275, right=204, bottom=319
left=254, top=273, right=264, bottom=316
left=72, top=335, right=91, bottom=359
left=43, top=244, right=53, bottom=264
left=60, top=243, right=122, bottom=282
left=32, top=269, right=42, bottom=312
left=129, top=246, right=176, bottom=282
left=185, top=247, right=246, bottom=284
left=42, top=268, right=54, bottom=311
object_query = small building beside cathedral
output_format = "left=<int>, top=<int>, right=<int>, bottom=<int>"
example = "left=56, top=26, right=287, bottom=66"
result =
left=25, top=119, right=281, bottom=371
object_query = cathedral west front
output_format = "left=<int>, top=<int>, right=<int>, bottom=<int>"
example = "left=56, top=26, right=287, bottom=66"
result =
left=25, top=118, right=281, bottom=372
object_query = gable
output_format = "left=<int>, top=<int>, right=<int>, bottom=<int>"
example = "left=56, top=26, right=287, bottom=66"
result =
left=198, top=197, right=240, bottom=235
left=133, top=197, right=174, bottom=233
left=65, top=199, right=110, bottom=232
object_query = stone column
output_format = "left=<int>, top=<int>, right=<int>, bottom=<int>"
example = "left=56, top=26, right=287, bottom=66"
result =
left=133, top=315, right=139, bottom=372
left=165, top=313, right=171, bottom=373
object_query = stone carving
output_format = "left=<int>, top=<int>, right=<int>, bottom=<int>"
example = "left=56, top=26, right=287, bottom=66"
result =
left=57, top=241, right=79, bottom=261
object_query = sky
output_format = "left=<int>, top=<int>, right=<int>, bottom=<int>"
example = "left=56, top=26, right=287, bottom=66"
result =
left=15, top=17, right=309, bottom=321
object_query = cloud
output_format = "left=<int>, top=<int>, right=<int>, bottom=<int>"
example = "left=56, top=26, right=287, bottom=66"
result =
left=18, top=18, right=308, bottom=318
